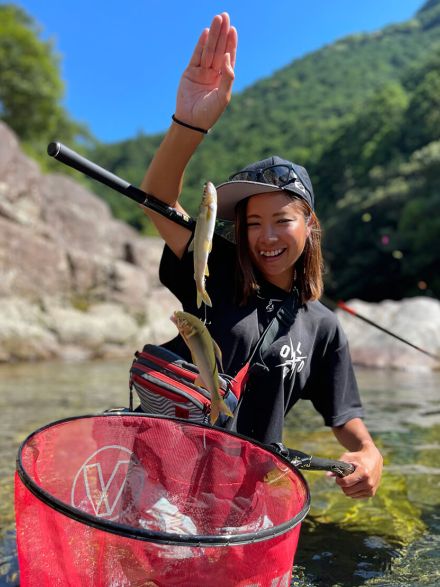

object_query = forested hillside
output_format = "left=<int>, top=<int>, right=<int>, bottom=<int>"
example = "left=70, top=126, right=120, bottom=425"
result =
left=2, top=1, right=439, bottom=301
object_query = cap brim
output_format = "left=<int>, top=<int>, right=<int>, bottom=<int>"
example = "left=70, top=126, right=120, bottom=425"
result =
left=216, top=180, right=281, bottom=221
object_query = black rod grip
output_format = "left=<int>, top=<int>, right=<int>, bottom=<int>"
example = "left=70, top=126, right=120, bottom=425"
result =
left=47, top=142, right=144, bottom=203
left=286, top=448, right=355, bottom=478
left=47, top=142, right=195, bottom=229
left=307, top=456, right=355, bottom=477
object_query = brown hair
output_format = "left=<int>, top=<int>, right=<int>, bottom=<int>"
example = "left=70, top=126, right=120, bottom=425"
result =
left=234, top=195, right=323, bottom=305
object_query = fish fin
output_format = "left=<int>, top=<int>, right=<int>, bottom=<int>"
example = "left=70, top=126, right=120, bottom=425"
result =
left=204, top=264, right=209, bottom=277
left=197, top=289, right=202, bottom=308
left=188, top=238, right=194, bottom=252
left=210, top=400, right=220, bottom=426
left=210, top=394, right=233, bottom=425
left=201, top=289, right=212, bottom=307
left=212, top=339, right=224, bottom=371
left=194, top=375, right=207, bottom=389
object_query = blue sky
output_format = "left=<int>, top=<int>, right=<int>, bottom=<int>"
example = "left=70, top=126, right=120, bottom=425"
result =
left=9, top=0, right=425, bottom=143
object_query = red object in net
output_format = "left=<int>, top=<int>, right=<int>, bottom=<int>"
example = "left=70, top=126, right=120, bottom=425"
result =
left=15, top=414, right=310, bottom=587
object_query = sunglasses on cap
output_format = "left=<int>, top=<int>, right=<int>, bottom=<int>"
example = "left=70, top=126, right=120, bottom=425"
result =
left=229, top=164, right=299, bottom=188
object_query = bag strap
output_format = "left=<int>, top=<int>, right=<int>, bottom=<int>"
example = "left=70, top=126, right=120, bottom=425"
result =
left=248, top=288, right=299, bottom=364
left=224, top=289, right=299, bottom=430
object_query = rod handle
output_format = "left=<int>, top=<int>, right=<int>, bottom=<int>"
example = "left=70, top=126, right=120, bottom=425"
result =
left=47, top=142, right=145, bottom=203
left=47, top=142, right=195, bottom=229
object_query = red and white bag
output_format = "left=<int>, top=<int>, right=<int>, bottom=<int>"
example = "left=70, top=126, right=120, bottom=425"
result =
left=129, top=344, right=249, bottom=426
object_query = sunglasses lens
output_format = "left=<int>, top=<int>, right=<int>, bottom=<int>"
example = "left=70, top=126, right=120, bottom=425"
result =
left=229, top=171, right=250, bottom=181
left=262, top=166, right=294, bottom=185
left=229, top=165, right=296, bottom=186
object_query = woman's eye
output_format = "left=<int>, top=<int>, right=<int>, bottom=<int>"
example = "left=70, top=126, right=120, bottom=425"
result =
left=246, top=222, right=260, bottom=227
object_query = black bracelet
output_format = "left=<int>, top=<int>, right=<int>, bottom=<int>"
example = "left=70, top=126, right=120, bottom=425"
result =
left=171, top=114, right=209, bottom=134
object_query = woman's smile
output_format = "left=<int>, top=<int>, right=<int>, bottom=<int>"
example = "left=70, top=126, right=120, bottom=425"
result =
left=259, top=247, right=286, bottom=258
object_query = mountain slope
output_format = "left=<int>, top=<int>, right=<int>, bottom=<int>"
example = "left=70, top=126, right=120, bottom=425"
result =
left=85, top=0, right=440, bottom=300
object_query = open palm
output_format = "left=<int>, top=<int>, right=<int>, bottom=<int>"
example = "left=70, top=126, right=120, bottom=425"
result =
left=175, top=13, right=237, bottom=131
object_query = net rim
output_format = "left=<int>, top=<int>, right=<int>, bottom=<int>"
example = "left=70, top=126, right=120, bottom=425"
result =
left=16, top=412, right=311, bottom=547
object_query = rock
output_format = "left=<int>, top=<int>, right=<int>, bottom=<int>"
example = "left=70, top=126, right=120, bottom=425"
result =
left=0, top=298, right=59, bottom=361
left=0, top=122, right=179, bottom=361
left=336, top=297, right=440, bottom=371
left=0, top=125, right=43, bottom=226
left=138, top=287, right=183, bottom=347
left=0, top=216, right=71, bottom=298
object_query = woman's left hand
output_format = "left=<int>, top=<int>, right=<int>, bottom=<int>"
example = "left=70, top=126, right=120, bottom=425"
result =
left=333, top=441, right=383, bottom=499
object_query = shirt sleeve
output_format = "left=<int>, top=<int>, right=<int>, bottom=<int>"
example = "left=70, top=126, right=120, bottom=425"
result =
left=159, top=233, right=235, bottom=308
left=159, top=239, right=196, bottom=308
left=303, top=325, right=364, bottom=427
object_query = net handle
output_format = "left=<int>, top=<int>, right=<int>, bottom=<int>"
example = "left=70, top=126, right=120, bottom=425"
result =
left=271, top=444, right=355, bottom=478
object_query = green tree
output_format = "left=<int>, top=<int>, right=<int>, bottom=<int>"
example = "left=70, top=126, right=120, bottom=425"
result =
left=0, top=5, right=63, bottom=139
left=0, top=4, right=91, bottom=162
left=403, top=69, right=440, bottom=152
left=313, top=82, right=409, bottom=216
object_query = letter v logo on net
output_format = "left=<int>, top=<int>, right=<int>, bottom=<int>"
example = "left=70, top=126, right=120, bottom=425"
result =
left=71, top=445, right=145, bottom=521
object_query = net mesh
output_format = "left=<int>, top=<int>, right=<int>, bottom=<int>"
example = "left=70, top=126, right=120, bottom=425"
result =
left=15, top=414, right=309, bottom=586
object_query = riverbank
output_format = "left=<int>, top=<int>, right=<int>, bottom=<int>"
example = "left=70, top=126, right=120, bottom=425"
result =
left=1, top=294, right=438, bottom=370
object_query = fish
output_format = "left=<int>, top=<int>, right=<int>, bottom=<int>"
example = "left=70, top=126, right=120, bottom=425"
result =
left=188, top=181, right=217, bottom=308
left=171, top=310, right=233, bottom=425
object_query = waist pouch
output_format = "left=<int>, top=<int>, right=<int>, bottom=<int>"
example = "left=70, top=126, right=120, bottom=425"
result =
left=129, top=344, right=249, bottom=427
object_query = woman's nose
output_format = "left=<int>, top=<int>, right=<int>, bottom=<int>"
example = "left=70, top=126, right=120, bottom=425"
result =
left=260, top=224, right=278, bottom=241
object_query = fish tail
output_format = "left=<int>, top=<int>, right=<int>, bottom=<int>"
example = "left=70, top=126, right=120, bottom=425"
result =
left=219, top=397, right=233, bottom=419
left=197, top=287, right=212, bottom=308
left=210, top=398, right=220, bottom=425
left=210, top=390, right=233, bottom=425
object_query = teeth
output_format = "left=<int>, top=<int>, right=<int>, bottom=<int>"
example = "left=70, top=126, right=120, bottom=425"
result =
left=260, top=249, right=284, bottom=257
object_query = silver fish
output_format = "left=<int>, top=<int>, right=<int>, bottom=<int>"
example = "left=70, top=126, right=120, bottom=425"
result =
left=171, top=310, right=233, bottom=425
left=189, top=182, right=217, bottom=308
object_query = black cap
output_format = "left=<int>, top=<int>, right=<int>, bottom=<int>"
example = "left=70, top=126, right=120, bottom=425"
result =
left=216, top=155, right=315, bottom=220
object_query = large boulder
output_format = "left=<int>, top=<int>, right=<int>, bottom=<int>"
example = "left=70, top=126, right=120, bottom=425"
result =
left=0, top=122, right=179, bottom=360
left=336, top=297, right=440, bottom=371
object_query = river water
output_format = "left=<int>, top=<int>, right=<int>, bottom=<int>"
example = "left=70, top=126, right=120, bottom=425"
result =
left=0, top=360, right=439, bottom=586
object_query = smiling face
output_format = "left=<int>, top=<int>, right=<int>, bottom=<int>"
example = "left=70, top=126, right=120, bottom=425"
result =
left=245, top=192, right=311, bottom=291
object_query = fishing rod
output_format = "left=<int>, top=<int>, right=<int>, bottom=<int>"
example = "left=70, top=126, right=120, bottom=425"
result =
left=47, top=142, right=196, bottom=230
left=323, top=297, right=440, bottom=362
left=48, top=143, right=438, bottom=362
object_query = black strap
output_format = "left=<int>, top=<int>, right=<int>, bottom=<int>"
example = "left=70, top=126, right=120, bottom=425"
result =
left=249, top=288, right=299, bottom=363
left=224, top=290, right=299, bottom=430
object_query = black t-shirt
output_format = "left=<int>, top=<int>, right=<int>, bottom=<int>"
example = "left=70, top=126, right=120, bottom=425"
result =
left=159, top=233, right=363, bottom=444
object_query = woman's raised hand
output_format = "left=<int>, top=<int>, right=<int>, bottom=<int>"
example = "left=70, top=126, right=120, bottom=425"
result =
left=175, top=12, right=237, bottom=132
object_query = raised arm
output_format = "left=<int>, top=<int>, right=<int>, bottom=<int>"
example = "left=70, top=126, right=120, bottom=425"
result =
left=141, top=12, right=237, bottom=257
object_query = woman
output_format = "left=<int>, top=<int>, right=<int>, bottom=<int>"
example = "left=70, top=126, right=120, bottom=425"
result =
left=141, top=13, right=382, bottom=499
